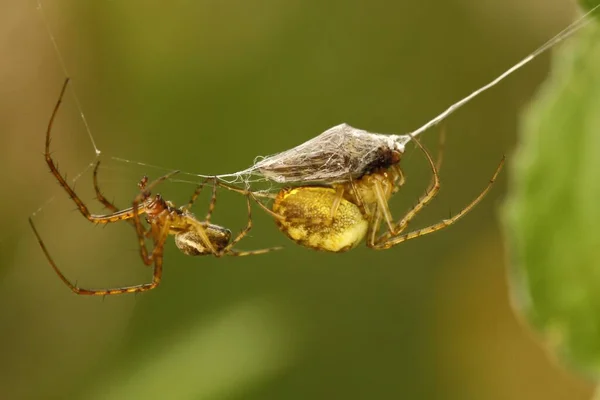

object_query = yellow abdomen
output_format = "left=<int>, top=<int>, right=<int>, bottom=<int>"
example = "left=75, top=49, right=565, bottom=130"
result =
left=272, top=187, right=368, bottom=252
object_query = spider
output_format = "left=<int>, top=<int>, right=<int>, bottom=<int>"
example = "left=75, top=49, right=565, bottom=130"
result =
left=217, top=133, right=504, bottom=252
left=29, top=78, right=279, bottom=296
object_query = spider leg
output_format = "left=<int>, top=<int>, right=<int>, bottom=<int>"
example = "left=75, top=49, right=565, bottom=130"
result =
left=376, top=134, right=441, bottom=242
left=180, top=177, right=221, bottom=254
left=365, top=206, right=384, bottom=249
left=45, top=80, right=119, bottom=224
left=180, top=178, right=221, bottom=253
left=390, top=165, right=405, bottom=195
left=29, top=216, right=168, bottom=295
left=372, top=180, right=396, bottom=233
left=44, top=79, right=152, bottom=225
left=378, top=125, right=442, bottom=240
left=214, top=179, right=285, bottom=221
left=182, top=178, right=209, bottom=212
left=218, top=193, right=283, bottom=256
left=216, top=193, right=253, bottom=255
left=225, top=247, right=282, bottom=256
left=204, top=178, right=218, bottom=222
left=93, top=161, right=155, bottom=242
left=183, top=218, right=218, bottom=255
left=93, top=161, right=120, bottom=213
left=373, top=157, right=505, bottom=250
left=328, top=186, right=345, bottom=221
left=183, top=179, right=281, bottom=255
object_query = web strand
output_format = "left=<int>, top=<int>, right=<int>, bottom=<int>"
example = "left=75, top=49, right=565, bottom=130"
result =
left=406, top=4, right=600, bottom=140
left=36, top=2, right=600, bottom=192
left=32, top=0, right=104, bottom=218
left=186, top=3, right=600, bottom=187
left=36, top=0, right=100, bottom=157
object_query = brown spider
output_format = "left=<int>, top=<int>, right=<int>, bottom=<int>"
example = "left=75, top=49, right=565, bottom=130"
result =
left=218, top=132, right=504, bottom=252
left=29, top=78, right=279, bottom=296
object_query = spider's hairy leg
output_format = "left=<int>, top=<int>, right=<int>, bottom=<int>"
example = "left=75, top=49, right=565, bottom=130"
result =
left=375, top=128, right=446, bottom=244
left=183, top=178, right=227, bottom=254
left=44, top=79, right=98, bottom=222
left=92, top=161, right=119, bottom=213
left=215, top=193, right=253, bottom=256
left=338, top=169, right=398, bottom=236
left=328, top=186, right=345, bottom=221
left=29, top=216, right=168, bottom=295
left=180, top=179, right=283, bottom=256
left=376, top=134, right=441, bottom=243
left=93, top=161, right=156, bottom=242
left=204, top=178, right=218, bottom=222
left=372, top=179, right=395, bottom=233
left=217, top=192, right=283, bottom=256
left=225, top=247, right=282, bottom=256
left=373, top=156, right=505, bottom=250
left=390, top=165, right=405, bottom=195
left=365, top=204, right=383, bottom=248
left=44, top=79, right=146, bottom=225
left=213, top=179, right=284, bottom=221
left=182, top=178, right=209, bottom=212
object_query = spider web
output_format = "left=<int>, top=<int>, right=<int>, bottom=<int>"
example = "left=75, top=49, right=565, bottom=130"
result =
left=116, top=3, right=598, bottom=191
left=203, top=124, right=413, bottom=184
left=33, top=1, right=600, bottom=202
left=31, top=0, right=102, bottom=219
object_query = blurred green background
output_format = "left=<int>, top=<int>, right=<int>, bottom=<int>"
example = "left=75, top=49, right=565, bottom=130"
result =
left=0, top=0, right=595, bottom=399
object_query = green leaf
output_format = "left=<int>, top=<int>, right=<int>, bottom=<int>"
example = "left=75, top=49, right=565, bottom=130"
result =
left=504, top=17, right=600, bottom=376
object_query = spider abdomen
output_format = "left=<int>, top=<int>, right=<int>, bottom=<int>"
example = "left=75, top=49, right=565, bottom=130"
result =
left=272, top=186, right=368, bottom=252
left=174, top=224, right=231, bottom=256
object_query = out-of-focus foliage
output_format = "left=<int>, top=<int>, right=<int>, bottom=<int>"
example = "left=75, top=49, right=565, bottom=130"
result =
left=504, top=8, right=600, bottom=377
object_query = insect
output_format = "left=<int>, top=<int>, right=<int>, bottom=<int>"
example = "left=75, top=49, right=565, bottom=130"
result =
left=219, top=132, right=504, bottom=252
left=29, top=78, right=279, bottom=296
left=234, top=123, right=412, bottom=184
